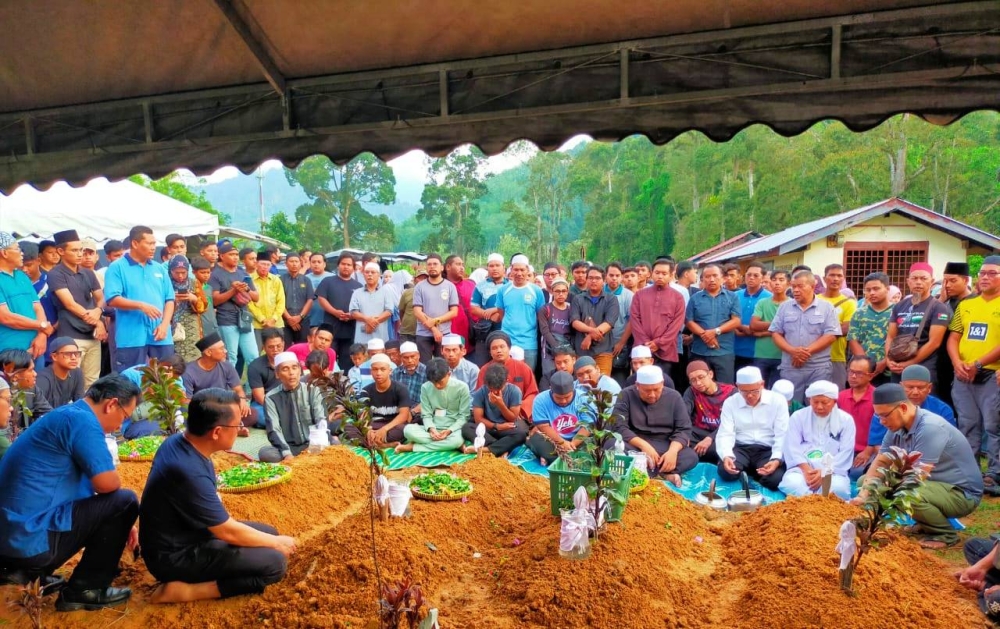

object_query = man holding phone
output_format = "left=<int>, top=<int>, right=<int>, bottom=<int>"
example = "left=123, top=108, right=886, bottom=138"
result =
left=209, top=242, right=259, bottom=374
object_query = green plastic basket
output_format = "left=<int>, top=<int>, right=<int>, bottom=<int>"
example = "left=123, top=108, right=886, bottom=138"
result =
left=547, top=453, right=634, bottom=522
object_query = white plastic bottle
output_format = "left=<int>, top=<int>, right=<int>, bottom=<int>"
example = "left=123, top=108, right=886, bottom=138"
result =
left=106, top=435, right=120, bottom=467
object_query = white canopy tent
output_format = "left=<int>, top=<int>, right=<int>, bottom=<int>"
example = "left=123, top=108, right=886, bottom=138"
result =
left=0, top=177, right=219, bottom=243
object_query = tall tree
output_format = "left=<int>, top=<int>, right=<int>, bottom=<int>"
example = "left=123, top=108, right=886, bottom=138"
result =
left=260, top=211, right=301, bottom=251
left=285, top=154, right=396, bottom=251
left=417, top=147, right=490, bottom=256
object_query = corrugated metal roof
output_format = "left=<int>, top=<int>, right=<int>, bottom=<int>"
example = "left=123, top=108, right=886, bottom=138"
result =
left=690, top=231, right=763, bottom=262
left=701, top=198, right=1000, bottom=263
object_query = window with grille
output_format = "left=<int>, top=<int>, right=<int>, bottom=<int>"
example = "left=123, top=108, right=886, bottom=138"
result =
left=843, top=241, right=928, bottom=291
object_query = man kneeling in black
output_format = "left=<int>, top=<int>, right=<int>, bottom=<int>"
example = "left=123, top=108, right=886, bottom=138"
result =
left=141, top=388, right=297, bottom=603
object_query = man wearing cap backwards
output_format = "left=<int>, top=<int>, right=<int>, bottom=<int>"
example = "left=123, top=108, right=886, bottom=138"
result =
left=885, top=262, right=952, bottom=383
left=631, top=259, right=687, bottom=377
left=768, top=269, right=841, bottom=403
left=614, top=365, right=697, bottom=486
left=527, top=371, right=598, bottom=463
left=141, top=388, right=295, bottom=605
left=36, top=337, right=85, bottom=408
left=470, top=253, right=509, bottom=366
left=497, top=254, right=546, bottom=372
left=393, top=341, right=427, bottom=418
left=683, top=360, right=737, bottom=463
left=0, top=234, right=53, bottom=358
left=476, top=331, right=538, bottom=420
left=686, top=264, right=741, bottom=385
left=569, top=264, right=619, bottom=376
left=937, top=261, right=974, bottom=409
left=463, top=363, right=528, bottom=457
left=349, top=262, right=395, bottom=345
left=411, top=253, right=459, bottom=363
left=181, top=333, right=255, bottom=436
left=623, top=344, right=678, bottom=390
left=441, top=334, right=479, bottom=392
left=947, top=255, right=1000, bottom=489
left=315, top=252, right=363, bottom=372
left=778, top=380, right=855, bottom=499
left=259, top=352, right=328, bottom=462
left=348, top=353, right=411, bottom=448
left=574, top=356, right=622, bottom=406
left=715, top=366, right=790, bottom=491
left=104, top=226, right=176, bottom=371
left=396, top=358, right=470, bottom=454
left=48, top=230, right=106, bottom=389
left=854, top=383, right=982, bottom=549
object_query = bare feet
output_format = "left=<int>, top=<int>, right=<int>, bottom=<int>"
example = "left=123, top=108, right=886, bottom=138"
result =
left=663, top=473, right=682, bottom=488
left=394, top=443, right=414, bottom=453
left=237, top=427, right=250, bottom=438
left=461, top=445, right=477, bottom=454
left=150, top=581, right=221, bottom=604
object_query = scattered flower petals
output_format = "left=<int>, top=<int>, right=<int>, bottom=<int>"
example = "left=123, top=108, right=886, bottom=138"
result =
left=694, top=536, right=703, bottom=544
left=512, top=538, right=522, bottom=547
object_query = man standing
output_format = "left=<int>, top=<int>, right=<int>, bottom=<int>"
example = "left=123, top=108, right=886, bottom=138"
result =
left=817, top=264, right=857, bottom=388
left=496, top=254, right=546, bottom=371
left=569, top=261, right=590, bottom=297
left=685, top=264, right=741, bottom=384
left=847, top=272, right=894, bottom=386
left=316, top=253, right=361, bottom=372
left=604, top=262, right=633, bottom=383
left=0, top=234, right=52, bottom=358
left=470, top=253, right=508, bottom=366
left=104, top=226, right=175, bottom=371
left=306, top=253, right=332, bottom=332
left=769, top=270, right=841, bottom=403
left=397, top=358, right=470, bottom=454
left=734, top=262, right=771, bottom=373
left=141, top=389, right=294, bottom=604
left=0, top=376, right=140, bottom=610
left=208, top=241, right=258, bottom=372
left=445, top=255, right=476, bottom=347
left=750, top=269, right=789, bottom=386
left=634, top=261, right=652, bottom=289
left=165, top=234, right=187, bottom=258
left=248, top=255, right=285, bottom=353
left=37, top=240, right=60, bottom=274
left=441, top=334, right=479, bottom=392
left=397, top=270, right=425, bottom=343
left=570, top=265, right=619, bottom=376
left=198, top=240, right=219, bottom=269
left=948, top=255, right=1000, bottom=489
left=412, top=254, right=459, bottom=362
left=614, top=365, right=697, bottom=485
left=715, top=366, right=789, bottom=490
left=855, top=383, right=981, bottom=549
left=675, top=261, right=700, bottom=298
left=938, top=261, right=974, bottom=409
left=280, top=253, right=313, bottom=346
left=349, top=262, right=395, bottom=345
left=463, top=363, right=528, bottom=457
left=630, top=259, right=686, bottom=375
left=885, top=262, right=951, bottom=382
left=48, top=229, right=106, bottom=389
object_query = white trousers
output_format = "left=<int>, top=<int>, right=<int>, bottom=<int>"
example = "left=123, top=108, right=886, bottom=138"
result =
left=779, top=468, right=852, bottom=500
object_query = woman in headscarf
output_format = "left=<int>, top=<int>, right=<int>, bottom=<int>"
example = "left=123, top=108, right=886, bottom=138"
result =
left=168, top=255, right=208, bottom=362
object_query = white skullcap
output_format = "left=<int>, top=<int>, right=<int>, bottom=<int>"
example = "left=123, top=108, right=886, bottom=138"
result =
left=630, top=345, right=652, bottom=359
left=370, top=353, right=392, bottom=366
left=636, top=365, right=664, bottom=385
left=805, top=380, right=839, bottom=400
left=509, top=346, right=525, bottom=360
left=772, top=379, right=795, bottom=402
left=441, top=334, right=463, bottom=347
left=367, top=338, right=385, bottom=351
left=274, top=352, right=298, bottom=368
left=511, top=254, right=529, bottom=266
left=735, top=366, right=763, bottom=385
left=487, top=253, right=504, bottom=264
left=364, top=262, right=381, bottom=272
left=400, top=342, right=419, bottom=354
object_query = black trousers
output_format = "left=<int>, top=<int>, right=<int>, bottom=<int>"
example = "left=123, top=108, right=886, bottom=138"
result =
left=690, top=426, right=720, bottom=464
left=334, top=338, right=354, bottom=372
left=624, top=441, right=699, bottom=476
left=691, top=353, right=735, bottom=385
left=461, top=420, right=529, bottom=457
left=144, top=521, right=288, bottom=599
left=415, top=336, right=442, bottom=364
left=0, top=489, right=138, bottom=591
left=717, top=443, right=786, bottom=491
left=283, top=324, right=310, bottom=347
left=343, top=419, right=406, bottom=445
left=964, top=537, right=1000, bottom=616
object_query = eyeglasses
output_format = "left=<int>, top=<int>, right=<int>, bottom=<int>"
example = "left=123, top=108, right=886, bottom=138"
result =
left=979, top=270, right=1000, bottom=279
left=875, top=403, right=902, bottom=421
left=847, top=369, right=871, bottom=377
left=55, top=351, right=82, bottom=358
left=738, top=387, right=763, bottom=396
left=217, top=423, right=243, bottom=430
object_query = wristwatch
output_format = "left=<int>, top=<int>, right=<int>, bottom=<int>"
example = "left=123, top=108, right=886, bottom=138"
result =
left=714, top=327, right=722, bottom=335
left=974, top=360, right=983, bottom=371
left=38, top=321, right=50, bottom=333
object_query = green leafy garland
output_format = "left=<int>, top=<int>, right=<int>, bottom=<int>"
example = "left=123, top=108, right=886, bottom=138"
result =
left=217, top=462, right=291, bottom=490
left=409, top=471, right=472, bottom=496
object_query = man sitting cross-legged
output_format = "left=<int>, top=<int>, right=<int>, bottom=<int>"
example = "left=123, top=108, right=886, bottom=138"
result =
left=779, top=380, right=855, bottom=499
left=258, top=352, right=328, bottom=462
left=613, top=365, right=697, bottom=486
left=142, top=388, right=296, bottom=603
left=344, top=353, right=411, bottom=448
left=462, top=363, right=528, bottom=457
left=397, top=358, right=470, bottom=453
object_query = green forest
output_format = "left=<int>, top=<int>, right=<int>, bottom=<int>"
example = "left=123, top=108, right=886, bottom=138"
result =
left=162, top=112, right=1000, bottom=265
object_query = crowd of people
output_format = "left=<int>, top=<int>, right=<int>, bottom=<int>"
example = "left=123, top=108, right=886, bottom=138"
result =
left=0, top=224, right=998, bottom=616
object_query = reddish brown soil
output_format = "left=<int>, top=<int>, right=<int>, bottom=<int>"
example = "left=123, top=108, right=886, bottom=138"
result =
left=0, top=452, right=986, bottom=628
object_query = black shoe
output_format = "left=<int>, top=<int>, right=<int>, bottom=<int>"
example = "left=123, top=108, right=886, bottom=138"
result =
left=0, top=569, right=66, bottom=592
left=55, top=586, right=132, bottom=612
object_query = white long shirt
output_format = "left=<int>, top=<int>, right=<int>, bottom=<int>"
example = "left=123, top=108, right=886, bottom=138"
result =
left=715, top=389, right=790, bottom=461
left=783, top=407, right=856, bottom=476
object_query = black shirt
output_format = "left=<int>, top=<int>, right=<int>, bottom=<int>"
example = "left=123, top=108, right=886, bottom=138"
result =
left=247, top=355, right=279, bottom=394
left=209, top=266, right=256, bottom=327
left=35, top=366, right=85, bottom=408
left=362, top=381, right=411, bottom=423
left=47, top=264, right=101, bottom=339
left=315, top=275, right=362, bottom=339
left=281, top=272, right=314, bottom=316
left=139, top=434, right=230, bottom=555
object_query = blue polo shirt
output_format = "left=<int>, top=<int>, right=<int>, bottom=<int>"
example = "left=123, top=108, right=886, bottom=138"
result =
left=734, top=287, right=772, bottom=358
left=0, top=399, right=114, bottom=557
left=867, top=394, right=957, bottom=445
left=104, top=253, right=175, bottom=349
left=685, top=289, right=741, bottom=356
left=0, top=268, right=40, bottom=351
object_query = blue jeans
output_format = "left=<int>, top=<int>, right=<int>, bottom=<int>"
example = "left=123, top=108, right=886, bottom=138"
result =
left=218, top=326, right=259, bottom=370
left=522, top=349, right=539, bottom=373
left=250, top=402, right=266, bottom=429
